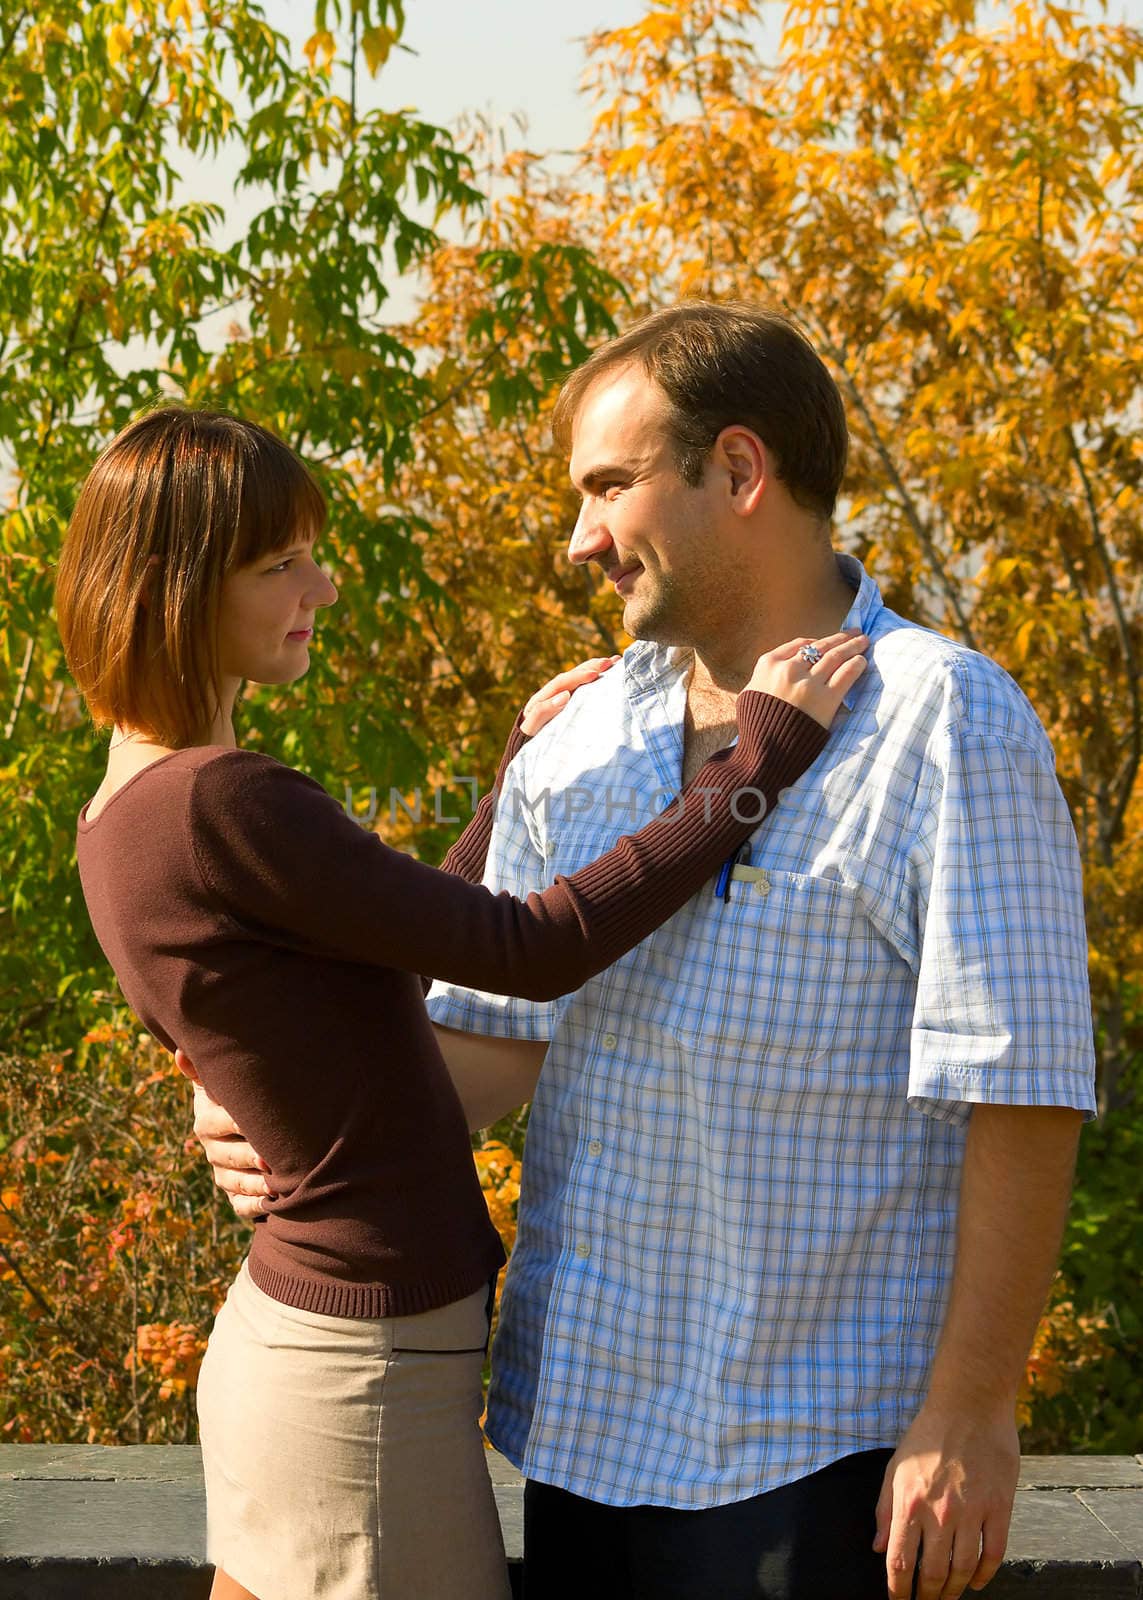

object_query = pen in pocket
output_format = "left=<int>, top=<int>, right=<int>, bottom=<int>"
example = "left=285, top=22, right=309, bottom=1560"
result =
left=714, top=840, right=752, bottom=903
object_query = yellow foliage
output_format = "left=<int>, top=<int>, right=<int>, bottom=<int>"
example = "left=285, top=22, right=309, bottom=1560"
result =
left=107, top=24, right=133, bottom=68
left=360, top=25, right=394, bottom=77
left=302, top=29, right=336, bottom=71
left=473, top=1140, right=522, bottom=1256
left=1018, top=1277, right=1115, bottom=1429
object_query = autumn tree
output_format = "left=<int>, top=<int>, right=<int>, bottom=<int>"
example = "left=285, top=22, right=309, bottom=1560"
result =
left=392, top=0, right=1142, bottom=1108
left=0, top=0, right=615, bottom=1046
left=580, top=0, right=1143, bottom=1110
left=379, top=0, right=1142, bottom=1447
left=1, top=0, right=1139, bottom=1451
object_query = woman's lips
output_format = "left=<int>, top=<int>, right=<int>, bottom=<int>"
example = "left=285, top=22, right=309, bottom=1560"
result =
left=287, top=628, right=314, bottom=642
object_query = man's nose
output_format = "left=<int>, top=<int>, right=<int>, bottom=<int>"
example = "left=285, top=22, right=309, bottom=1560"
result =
left=567, top=505, right=614, bottom=567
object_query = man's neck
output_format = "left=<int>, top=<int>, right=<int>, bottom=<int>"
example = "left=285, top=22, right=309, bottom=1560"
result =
left=689, top=552, right=856, bottom=697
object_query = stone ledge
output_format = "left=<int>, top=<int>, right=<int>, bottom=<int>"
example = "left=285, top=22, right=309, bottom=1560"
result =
left=1, top=1448, right=1141, bottom=1598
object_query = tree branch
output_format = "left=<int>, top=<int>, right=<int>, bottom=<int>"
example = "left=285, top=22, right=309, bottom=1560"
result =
left=797, top=307, right=979, bottom=647
left=0, top=7, right=30, bottom=76
left=1067, top=424, right=1141, bottom=847
left=0, top=1220, right=55, bottom=1322
left=4, top=636, right=35, bottom=742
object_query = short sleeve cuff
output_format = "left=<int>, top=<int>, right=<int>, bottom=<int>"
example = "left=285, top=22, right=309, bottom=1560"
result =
left=426, top=981, right=558, bottom=1041
left=908, top=1029, right=1098, bottom=1123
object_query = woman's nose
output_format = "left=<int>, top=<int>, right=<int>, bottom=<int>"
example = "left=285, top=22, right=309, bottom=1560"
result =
left=311, top=565, right=338, bottom=607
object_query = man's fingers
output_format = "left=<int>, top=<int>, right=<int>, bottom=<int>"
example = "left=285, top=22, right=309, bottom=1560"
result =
left=940, top=1524, right=983, bottom=1600
left=214, top=1165, right=274, bottom=1199
left=969, top=1510, right=1010, bottom=1590
left=916, top=1526, right=955, bottom=1600
left=885, top=1515, right=922, bottom=1600
left=229, top=1192, right=269, bottom=1221
left=873, top=1463, right=895, bottom=1552
left=200, top=1134, right=264, bottom=1174
left=192, top=1083, right=246, bottom=1142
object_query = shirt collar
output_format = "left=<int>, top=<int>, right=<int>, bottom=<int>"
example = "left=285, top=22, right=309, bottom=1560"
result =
left=621, top=554, right=883, bottom=711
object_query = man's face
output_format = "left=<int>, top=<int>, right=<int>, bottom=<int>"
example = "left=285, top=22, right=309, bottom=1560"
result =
left=567, top=365, right=726, bottom=645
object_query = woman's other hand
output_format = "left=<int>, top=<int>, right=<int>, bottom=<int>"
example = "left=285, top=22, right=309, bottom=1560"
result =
left=520, top=655, right=621, bottom=736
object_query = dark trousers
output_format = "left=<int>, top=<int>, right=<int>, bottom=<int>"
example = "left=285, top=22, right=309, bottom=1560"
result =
left=522, top=1447, right=895, bottom=1600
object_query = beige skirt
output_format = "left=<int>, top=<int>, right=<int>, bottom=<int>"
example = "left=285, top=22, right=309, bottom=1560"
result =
left=196, top=1259, right=511, bottom=1600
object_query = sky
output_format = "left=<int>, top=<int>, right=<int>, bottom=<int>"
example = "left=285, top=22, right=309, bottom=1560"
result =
left=168, top=0, right=1143, bottom=343
left=310, top=0, right=654, bottom=155
left=269, top=0, right=1143, bottom=152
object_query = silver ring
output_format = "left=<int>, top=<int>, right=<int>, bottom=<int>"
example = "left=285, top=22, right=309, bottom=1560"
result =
left=798, top=643, right=824, bottom=667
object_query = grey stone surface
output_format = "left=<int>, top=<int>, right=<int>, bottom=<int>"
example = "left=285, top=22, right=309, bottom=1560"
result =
left=1005, top=1490, right=1138, bottom=1562
left=1078, top=1492, right=1143, bottom=1557
left=0, top=1480, right=206, bottom=1561
left=0, top=1446, right=202, bottom=1483
left=1, top=1447, right=1141, bottom=1596
left=1020, top=1459, right=1143, bottom=1491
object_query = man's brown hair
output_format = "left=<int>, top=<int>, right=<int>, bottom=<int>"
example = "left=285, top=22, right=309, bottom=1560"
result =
left=56, top=408, right=325, bottom=748
left=552, top=301, right=849, bottom=520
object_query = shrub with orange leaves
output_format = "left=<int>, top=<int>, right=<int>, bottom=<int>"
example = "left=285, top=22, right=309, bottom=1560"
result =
left=127, top=1322, right=208, bottom=1402
left=0, top=1018, right=533, bottom=1443
left=473, top=1137, right=524, bottom=1339
left=1018, top=1276, right=1118, bottom=1447
left=0, top=1027, right=248, bottom=1443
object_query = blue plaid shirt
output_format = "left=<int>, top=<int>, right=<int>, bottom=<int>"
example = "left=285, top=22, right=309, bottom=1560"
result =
left=428, top=556, right=1097, bottom=1507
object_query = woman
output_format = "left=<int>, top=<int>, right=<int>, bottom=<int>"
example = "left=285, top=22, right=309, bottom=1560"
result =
left=57, top=408, right=866, bottom=1600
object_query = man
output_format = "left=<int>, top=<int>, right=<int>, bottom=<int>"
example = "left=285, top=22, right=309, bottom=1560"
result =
left=196, top=303, right=1095, bottom=1599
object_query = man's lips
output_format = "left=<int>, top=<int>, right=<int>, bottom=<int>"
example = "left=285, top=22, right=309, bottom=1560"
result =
left=609, top=564, right=643, bottom=594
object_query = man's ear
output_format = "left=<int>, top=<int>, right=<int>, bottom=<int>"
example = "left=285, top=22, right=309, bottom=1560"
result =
left=714, top=425, right=767, bottom=514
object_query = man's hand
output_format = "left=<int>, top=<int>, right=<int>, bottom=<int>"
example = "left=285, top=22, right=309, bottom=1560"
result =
left=873, top=1102, right=1082, bottom=1599
left=177, top=1050, right=274, bottom=1220
left=874, top=1404, right=1019, bottom=1598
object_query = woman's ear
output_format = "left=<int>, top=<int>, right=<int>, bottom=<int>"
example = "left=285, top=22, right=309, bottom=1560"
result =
left=138, top=554, right=161, bottom=610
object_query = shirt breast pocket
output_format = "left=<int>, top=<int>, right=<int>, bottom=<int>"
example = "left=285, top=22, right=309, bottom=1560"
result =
left=665, top=868, right=862, bottom=1077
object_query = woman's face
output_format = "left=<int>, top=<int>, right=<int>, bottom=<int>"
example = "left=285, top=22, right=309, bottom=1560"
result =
left=217, top=536, right=338, bottom=688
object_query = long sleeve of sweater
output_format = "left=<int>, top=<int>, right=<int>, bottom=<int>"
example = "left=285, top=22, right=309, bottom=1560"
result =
left=189, top=691, right=827, bottom=1003
left=437, top=713, right=529, bottom=886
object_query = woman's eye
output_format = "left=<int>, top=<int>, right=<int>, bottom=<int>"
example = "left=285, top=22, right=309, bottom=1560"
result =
left=266, top=559, right=292, bottom=573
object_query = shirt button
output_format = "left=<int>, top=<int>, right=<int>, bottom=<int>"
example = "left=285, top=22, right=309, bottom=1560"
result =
left=754, top=873, right=771, bottom=896
left=575, top=1240, right=591, bottom=1258
left=601, top=1033, right=617, bottom=1050
left=587, top=1139, right=603, bottom=1157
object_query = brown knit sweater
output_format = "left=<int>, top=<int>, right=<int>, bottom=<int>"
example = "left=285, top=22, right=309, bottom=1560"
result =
left=75, top=692, right=826, bottom=1317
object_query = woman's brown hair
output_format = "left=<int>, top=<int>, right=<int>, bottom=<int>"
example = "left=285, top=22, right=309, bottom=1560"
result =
left=56, top=408, right=326, bottom=748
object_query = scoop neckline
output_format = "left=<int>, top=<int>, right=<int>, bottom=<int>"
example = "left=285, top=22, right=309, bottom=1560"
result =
left=77, top=746, right=231, bottom=832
